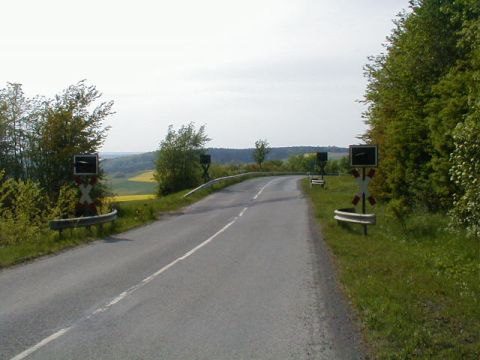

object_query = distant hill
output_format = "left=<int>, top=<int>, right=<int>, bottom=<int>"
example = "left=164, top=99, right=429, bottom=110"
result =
left=100, top=152, right=142, bottom=160
left=101, top=146, right=348, bottom=175
left=101, top=152, right=157, bottom=175
left=208, top=146, right=347, bottom=164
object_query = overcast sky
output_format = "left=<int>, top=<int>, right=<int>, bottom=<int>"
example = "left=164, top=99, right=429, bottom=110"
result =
left=1, top=0, right=410, bottom=152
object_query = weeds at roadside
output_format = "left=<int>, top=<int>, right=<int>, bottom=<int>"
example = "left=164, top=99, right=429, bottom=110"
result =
left=0, top=177, right=245, bottom=268
left=304, top=176, right=479, bottom=359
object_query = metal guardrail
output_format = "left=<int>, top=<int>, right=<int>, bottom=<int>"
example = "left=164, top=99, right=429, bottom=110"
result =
left=310, top=179, right=325, bottom=186
left=334, top=208, right=376, bottom=225
left=183, top=172, right=306, bottom=198
left=49, top=209, right=118, bottom=231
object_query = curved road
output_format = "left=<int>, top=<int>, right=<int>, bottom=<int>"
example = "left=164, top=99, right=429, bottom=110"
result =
left=0, top=176, right=361, bottom=359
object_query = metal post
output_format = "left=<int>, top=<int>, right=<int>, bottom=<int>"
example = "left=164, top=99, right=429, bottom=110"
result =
left=362, top=168, right=367, bottom=236
left=319, top=163, right=326, bottom=188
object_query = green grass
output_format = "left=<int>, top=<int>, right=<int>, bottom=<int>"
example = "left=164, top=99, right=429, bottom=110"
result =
left=303, top=176, right=479, bottom=359
left=0, top=177, right=248, bottom=268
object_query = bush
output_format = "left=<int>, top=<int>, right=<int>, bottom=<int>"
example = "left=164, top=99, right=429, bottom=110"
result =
left=0, top=172, right=83, bottom=246
left=49, top=184, right=78, bottom=219
left=386, top=198, right=411, bottom=231
left=0, top=172, right=48, bottom=245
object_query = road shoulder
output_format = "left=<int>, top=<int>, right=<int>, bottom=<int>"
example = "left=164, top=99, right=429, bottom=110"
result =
left=301, top=179, right=366, bottom=359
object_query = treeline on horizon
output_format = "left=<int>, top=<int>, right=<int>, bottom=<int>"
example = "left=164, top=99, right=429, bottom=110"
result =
left=363, top=0, right=479, bottom=238
left=101, top=146, right=349, bottom=175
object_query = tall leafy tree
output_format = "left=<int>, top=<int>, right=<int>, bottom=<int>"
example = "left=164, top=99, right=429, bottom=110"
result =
left=252, top=139, right=270, bottom=169
left=363, top=0, right=477, bottom=211
left=426, top=1, right=480, bottom=208
left=0, top=83, right=35, bottom=180
left=32, top=81, right=113, bottom=198
left=155, top=123, right=210, bottom=195
left=448, top=7, right=480, bottom=237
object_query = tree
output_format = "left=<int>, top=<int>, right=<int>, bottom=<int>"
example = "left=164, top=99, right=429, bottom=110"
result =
left=0, top=81, right=113, bottom=200
left=252, top=139, right=270, bottom=169
left=155, top=123, right=210, bottom=195
left=449, top=116, right=480, bottom=239
left=362, top=0, right=478, bottom=211
left=0, top=83, right=35, bottom=180
left=32, top=81, right=113, bottom=198
left=425, top=1, right=480, bottom=209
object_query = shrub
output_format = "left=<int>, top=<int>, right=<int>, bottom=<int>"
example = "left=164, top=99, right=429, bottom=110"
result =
left=0, top=172, right=48, bottom=245
left=49, top=184, right=78, bottom=219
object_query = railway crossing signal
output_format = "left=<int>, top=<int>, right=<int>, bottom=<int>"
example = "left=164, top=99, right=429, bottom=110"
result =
left=349, top=145, right=378, bottom=235
left=316, top=152, right=328, bottom=186
left=200, top=154, right=211, bottom=183
left=74, top=154, right=98, bottom=175
left=75, top=176, right=98, bottom=215
left=74, top=154, right=99, bottom=216
left=351, top=169, right=376, bottom=206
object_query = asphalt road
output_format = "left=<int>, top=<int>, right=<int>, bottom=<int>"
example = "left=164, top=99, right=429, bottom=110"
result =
left=0, top=176, right=361, bottom=359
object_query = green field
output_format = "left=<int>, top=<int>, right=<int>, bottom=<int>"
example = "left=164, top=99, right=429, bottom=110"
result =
left=128, top=170, right=155, bottom=183
left=304, top=176, right=479, bottom=359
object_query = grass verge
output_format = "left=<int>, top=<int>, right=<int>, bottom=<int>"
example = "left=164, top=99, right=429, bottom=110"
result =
left=0, top=177, right=246, bottom=269
left=303, top=176, right=479, bottom=359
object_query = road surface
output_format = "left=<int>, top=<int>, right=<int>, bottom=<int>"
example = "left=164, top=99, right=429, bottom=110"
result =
left=0, top=176, right=361, bottom=359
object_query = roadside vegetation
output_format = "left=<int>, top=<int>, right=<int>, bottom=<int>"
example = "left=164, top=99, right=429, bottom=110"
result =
left=0, top=81, right=115, bottom=265
left=363, top=0, right=479, bottom=239
left=304, top=176, right=479, bottom=359
left=0, top=176, right=249, bottom=268
left=333, top=2, right=479, bottom=355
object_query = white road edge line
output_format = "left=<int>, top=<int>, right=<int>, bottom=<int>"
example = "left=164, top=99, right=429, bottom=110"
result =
left=252, top=179, right=276, bottom=200
left=9, top=327, right=72, bottom=360
left=9, top=215, right=240, bottom=360
left=239, top=207, right=248, bottom=217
